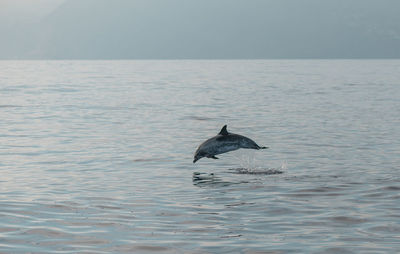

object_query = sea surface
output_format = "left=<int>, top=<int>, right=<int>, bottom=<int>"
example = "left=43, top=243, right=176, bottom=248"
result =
left=0, top=60, right=399, bottom=253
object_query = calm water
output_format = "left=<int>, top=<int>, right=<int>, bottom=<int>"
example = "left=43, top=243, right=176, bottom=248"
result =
left=0, top=60, right=399, bottom=253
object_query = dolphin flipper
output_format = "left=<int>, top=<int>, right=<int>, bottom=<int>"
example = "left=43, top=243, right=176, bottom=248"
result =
left=210, top=155, right=219, bottom=159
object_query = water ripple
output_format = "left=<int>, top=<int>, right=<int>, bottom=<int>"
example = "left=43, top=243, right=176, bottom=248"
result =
left=1, top=60, right=399, bottom=253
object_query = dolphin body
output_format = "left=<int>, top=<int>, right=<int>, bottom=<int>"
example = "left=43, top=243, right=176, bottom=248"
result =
left=193, top=125, right=268, bottom=163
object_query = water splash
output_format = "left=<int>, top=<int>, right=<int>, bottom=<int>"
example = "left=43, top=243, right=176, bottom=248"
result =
left=231, top=152, right=287, bottom=175
left=229, top=167, right=284, bottom=175
left=237, top=150, right=258, bottom=169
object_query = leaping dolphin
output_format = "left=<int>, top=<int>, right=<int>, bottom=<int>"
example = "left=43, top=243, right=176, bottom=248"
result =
left=193, top=125, right=268, bottom=163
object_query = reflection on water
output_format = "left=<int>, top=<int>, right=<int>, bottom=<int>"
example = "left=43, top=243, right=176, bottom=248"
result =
left=193, top=172, right=248, bottom=187
left=1, top=60, right=400, bottom=253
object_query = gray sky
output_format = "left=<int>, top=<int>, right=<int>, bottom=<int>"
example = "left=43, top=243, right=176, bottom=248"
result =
left=0, top=0, right=64, bottom=24
left=1, top=0, right=400, bottom=59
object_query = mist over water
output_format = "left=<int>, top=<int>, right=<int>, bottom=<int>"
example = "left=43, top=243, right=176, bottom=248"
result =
left=0, top=60, right=399, bottom=253
left=1, top=0, right=400, bottom=59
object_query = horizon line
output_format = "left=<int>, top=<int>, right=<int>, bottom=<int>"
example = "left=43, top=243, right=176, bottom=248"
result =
left=1, top=58, right=400, bottom=61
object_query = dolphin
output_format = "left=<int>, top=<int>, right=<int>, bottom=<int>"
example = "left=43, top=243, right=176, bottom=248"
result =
left=193, top=125, right=268, bottom=163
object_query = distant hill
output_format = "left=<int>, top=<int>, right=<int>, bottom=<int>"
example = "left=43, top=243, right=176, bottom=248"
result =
left=1, top=0, right=400, bottom=59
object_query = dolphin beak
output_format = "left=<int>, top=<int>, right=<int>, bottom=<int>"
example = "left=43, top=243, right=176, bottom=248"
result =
left=193, top=158, right=198, bottom=163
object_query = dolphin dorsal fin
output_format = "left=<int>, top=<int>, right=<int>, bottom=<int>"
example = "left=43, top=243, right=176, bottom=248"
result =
left=219, top=125, right=229, bottom=136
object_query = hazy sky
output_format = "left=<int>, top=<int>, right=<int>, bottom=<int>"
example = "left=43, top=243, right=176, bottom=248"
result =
left=1, top=0, right=399, bottom=59
left=0, top=0, right=64, bottom=23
